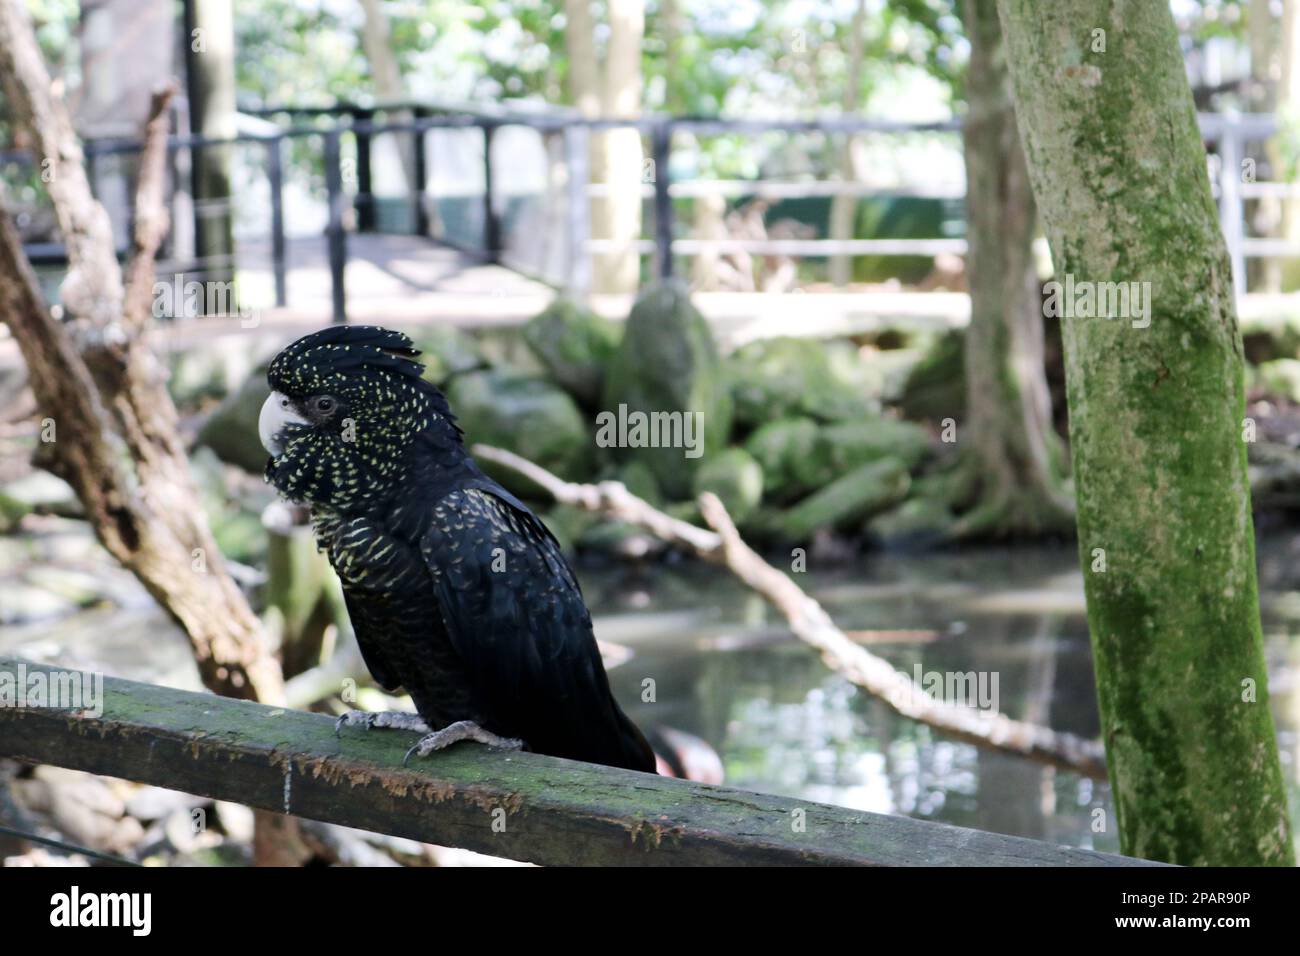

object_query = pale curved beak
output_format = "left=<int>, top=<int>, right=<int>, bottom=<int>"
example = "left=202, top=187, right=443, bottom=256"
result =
left=259, top=390, right=307, bottom=457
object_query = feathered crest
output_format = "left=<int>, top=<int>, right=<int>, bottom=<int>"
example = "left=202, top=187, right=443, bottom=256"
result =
left=268, top=325, right=426, bottom=386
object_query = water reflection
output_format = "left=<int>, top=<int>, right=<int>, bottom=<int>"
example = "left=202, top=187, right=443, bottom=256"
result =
left=590, top=539, right=1300, bottom=855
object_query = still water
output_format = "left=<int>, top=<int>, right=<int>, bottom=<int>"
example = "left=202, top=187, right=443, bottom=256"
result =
left=589, top=538, right=1300, bottom=855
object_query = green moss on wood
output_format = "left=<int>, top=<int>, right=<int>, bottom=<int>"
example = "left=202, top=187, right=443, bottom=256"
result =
left=0, top=658, right=1159, bottom=867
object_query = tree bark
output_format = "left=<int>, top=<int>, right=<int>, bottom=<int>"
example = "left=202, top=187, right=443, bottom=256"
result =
left=955, top=0, right=1074, bottom=538
left=0, top=0, right=282, bottom=706
left=996, top=0, right=1294, bottom=865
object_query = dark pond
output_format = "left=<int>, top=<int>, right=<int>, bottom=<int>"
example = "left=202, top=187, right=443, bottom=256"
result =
left=590, top=537, right=1300, bottom=855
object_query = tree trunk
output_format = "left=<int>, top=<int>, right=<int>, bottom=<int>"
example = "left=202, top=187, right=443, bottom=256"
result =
left=568, top=0, right=644, bottom=295
left=183, top=0, right=236, bottom=288
left=996, top=0, right=1294, bottom=865
left=955, top=0, right=1073, bottom=537
left=1275, top=0, right=1300, bottom=290
left=829, top=0, right=867, bottom=288
left=359, top=0, right=415, bottom=194
left=564, top=0, right=600, bottom=118
left=595, top=0, right=644, bottom=296
left=660, top=0, right=685, bottom=115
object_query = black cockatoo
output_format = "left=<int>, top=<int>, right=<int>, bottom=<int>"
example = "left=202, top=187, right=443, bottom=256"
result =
left=257, top=325, right=655, bottom=772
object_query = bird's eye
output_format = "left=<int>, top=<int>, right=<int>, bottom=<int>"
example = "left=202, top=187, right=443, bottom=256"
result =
left=312, top=396, right=335, bottom=414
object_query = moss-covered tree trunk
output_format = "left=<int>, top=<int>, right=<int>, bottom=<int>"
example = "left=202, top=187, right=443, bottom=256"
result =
left=956, top=0, right=1074, bottom=537
left=996, top=0, right=1294, bottom=864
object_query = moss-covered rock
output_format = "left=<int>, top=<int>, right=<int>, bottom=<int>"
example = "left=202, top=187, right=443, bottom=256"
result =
left=0, top=471, right=81, bottom=531
left=1256, top=358, right=1300, bottom=404
left=867, top=497, right=957, bottom=548
left=411, top=326, right=487, bottom=386
left=616, top=460, right=663, bottom=506
left=195, top=371, right=272, bottom=474
left=449, top=370, right=591, bottom=496
left=692, top=448, right=764, bottom=523
left=727, top=337, right=881, bottom=426
left=188, top=448, right=273, bottom=566
left=0, top=582, right=77, bottom=624
left=574, top=519, right=665, bottom=559
left=1242, top=312, right=1300, bottom=365
left=898, top=329, right=965, bottom=422
left=742, top=417, right=820, bottom=500
left=814, top=418, right=931, bottom=474
left=523, top=299, right=621, bottom=406
left=776, top=458, right=911, bottom=540
left=602, top=281, right=732, bottom=497
left=743, top=415, right=929, bottom=501
left=168, top=334, right=279, bottom=406
left=539, top=503, right=600, bottom=556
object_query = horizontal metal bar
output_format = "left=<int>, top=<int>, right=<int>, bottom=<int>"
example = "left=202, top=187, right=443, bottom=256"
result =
left=584, top=181, right=965, bottom=200
left=585, top=238, right=968, bottom=256
left=1240, top=238, right=1300, bottom=257
left=667, top=181, right=965, bottom=199
left=0, top=110, right=1280, bottom=164
left=1239, top=181, right=1300, bottom=199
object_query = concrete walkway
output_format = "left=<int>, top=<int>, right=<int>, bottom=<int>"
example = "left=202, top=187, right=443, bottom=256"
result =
left=234, top=233, right=974, bottom=347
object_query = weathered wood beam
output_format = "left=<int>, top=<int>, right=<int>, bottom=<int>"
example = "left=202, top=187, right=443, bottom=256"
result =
left=0, top=659, right=1159, bottom=867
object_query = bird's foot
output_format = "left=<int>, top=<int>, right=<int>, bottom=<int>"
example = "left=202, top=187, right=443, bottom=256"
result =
left=403, top=720, right=525, bottom=765
left=334, top=710, right=430, bottom=738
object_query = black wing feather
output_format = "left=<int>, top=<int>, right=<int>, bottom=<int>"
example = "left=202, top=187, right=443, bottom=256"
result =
left=419, top=486, right=655, bottom=771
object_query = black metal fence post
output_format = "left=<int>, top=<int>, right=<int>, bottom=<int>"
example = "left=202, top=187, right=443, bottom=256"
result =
left=85, top=140, right=99, bottom=201
left=651, top=120, right=673, bottom=279
left=323, top=130, right=348, bottom=324
left=482, top=122, right=501, bottom=262
left=267, top=136, right=287, bottom=308
left=354, top=107, right=375, bottom=232
left=412, top=107, right=429, bottom=236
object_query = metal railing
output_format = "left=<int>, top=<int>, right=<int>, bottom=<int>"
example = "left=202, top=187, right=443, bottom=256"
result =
left=2, top=101, right=1294, bottom=322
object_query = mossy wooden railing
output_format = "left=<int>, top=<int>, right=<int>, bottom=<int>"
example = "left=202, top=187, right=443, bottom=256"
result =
left=0, top=659, right=1159, bottom=866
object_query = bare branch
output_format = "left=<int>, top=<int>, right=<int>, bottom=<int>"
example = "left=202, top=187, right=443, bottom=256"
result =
left=123, top=81, right=178, bottom=330
left=473, top=443, right=1108, bottom=780
left=474, top=444, right=723, bottom=553
left=0, top=0, right=122, bottom=332
left=0, top=1, right=281, bottom=705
